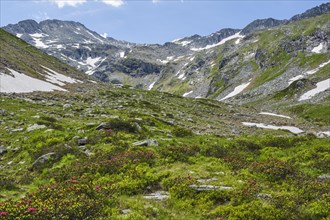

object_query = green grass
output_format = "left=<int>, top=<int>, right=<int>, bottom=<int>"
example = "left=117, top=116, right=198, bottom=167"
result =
left=289, top=103, right=330, bottom=125
left=0, top=87, right=329, bottom=219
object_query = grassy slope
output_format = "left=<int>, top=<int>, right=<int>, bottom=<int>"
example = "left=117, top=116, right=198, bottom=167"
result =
left=0, top=87, right=329, bottom=219
left=0, top=29, right=87, bottom=82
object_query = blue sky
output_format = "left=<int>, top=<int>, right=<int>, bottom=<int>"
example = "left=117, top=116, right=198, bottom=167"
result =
left=1, top=0, right=328, bottom=44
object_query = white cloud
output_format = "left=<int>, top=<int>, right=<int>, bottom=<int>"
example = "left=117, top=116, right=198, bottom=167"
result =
left=34, top=11, right=50, bottom=21
left=47, top=0, right=124, bottom=8
left=50, top=0, right=87, bottom=8
left=152, top=0, right=160, bottom=3
left=100, top=0, right=124, bottom=7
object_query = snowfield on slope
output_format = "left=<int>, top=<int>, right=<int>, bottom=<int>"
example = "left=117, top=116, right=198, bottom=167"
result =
left=242, top=122, right=304, bottom=134
left=259, top=112, right=292, bottom=119
left=191, top=32, right=244, bottom=51
left=41, top=65, right=82, bottom=86
left=299, top=78, right=330, bottom=101
left=288, top=60, right=330, bottom=85
left=0, top=69, right=66, bottom=93
left=220, top=80, right=251, bottom=101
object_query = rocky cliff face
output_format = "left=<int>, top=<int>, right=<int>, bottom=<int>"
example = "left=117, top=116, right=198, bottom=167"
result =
left=2, top=3, right=330, bottom=106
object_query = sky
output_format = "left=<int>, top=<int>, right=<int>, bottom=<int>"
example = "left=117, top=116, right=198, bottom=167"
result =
left=0, top=0, right=329, bottom=44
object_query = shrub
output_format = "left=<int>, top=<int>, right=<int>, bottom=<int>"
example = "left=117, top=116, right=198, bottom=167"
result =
left=0, top=177, right=114, bottom=219
left=172, top=127, right=193, bottom=137
left=250, top=159, right=296, bottom=181
left=158, top=145, right=199, bottom=162
left=107, top=118, right=140, bottom=133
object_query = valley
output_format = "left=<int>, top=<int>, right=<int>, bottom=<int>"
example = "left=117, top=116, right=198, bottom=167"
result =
left=0, top=2, right=329, bottom=219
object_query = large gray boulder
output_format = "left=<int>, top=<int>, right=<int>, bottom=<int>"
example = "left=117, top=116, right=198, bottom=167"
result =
left=31, top=152, right=57, bottom=168
left=133, top=139, right=159, bottom=147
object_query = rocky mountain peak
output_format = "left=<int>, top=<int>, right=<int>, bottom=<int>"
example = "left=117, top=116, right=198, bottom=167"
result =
left=290, top=2, right=330, bottom=21
left=5, top=19, right=41, bottom=34
left=241, top=18, right=287, bottom=35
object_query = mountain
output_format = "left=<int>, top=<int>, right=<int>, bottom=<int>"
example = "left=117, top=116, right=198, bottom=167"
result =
left=1, top=3, right=329, bottom=105
left=290, top=2, right=330, bottom=21
left=0, top=29, right=94, bottom=93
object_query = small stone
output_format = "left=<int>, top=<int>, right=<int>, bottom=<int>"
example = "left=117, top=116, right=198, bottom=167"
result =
left=27, top=124, right=46, bottom=132
left=189, top=184, right=233, bottom=191
left=78, top=138, right=87, bottom=146
left=144, top=191, right=169, bottom=200
left=257, top=193, right=272, bottom=200
left=122, top=209, right=131, bottom=214
left=318, top=174, right=330, bottom=181
left=0, top=146, right=7, bottom=155
left=197, top=178, right=218, bottom=183
left=95, top=122, right=111, bottom=130
left=11, top=128, right=24, bottom=132
left=63, top=103, right=72, bottom=109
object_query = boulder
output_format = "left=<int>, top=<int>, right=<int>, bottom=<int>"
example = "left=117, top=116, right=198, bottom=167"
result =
left=133, top=139, right=158, bottom=147
left=31, top=152, right=56, bottom=168
left=189, top=184, right=233, bottom=191
left=27, top=124, right=46, bottom=132
left=95, top=122, right=111, bottom=130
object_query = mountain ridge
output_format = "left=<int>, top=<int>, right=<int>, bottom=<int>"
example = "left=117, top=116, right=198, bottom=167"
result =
left=1, top=3, right=329, bottom=106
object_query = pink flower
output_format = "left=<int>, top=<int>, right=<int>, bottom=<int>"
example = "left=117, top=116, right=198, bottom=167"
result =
left=67, top=179, right=78, bottom=183
left=28, top=207, right=36, bottom=212
left=27, top=199, right=32, bottom=203
left=0, top=212, right=9, bottom=216
left=95, top=185, right=101, bottom=191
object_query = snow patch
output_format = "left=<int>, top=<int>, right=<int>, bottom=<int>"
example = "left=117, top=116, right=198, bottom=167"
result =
left=16, top=33, right=23, bottom=38
left=41, top=66, right=82, bottom=86
left=119, top=51, right=125, bottom=58
left=86, top=31, right=104, bottom=43
left=83, top=46, right=91, bottom=51
left=85, top=57, right=106, bottom=75
left=72, top=44, right=80, bottom=48
left=86, top=57, right=102, bottom=67
left=57, top=45, right=65, bottom=49
left=157, top=56, right=174, bottom=64
left=220, top=79, right=251, bottom=101
left=311, top=42, right=325, bottom=53
left=0, top=69, right=66, bottom=93
left=30, top=33, right=47, bottom=38
left=259, top=112, right=291, bottom=119
left=176, top=40, right=192, bottom=46
left=183, top=91, right=193, bottom=97
left=172, top=37, right=183, bottom=42
left=288, top=60, right=330, bottom=85
left=242, top=122, right=304, bottom=134
left=148, top=81, right=157, bottom=90
left=191, top=32, right=244, bottom=51
left=298, top=78, right=330, bottom=101
left=178, top=72, right=186, bottom=79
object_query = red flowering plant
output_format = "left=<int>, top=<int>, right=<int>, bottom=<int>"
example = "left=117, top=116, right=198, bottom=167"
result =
left=0, top=176, right=114, bottom=220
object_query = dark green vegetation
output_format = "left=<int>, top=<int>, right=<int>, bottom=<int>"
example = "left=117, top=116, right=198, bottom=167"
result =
left=0, top=87, right=329, bottom=219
